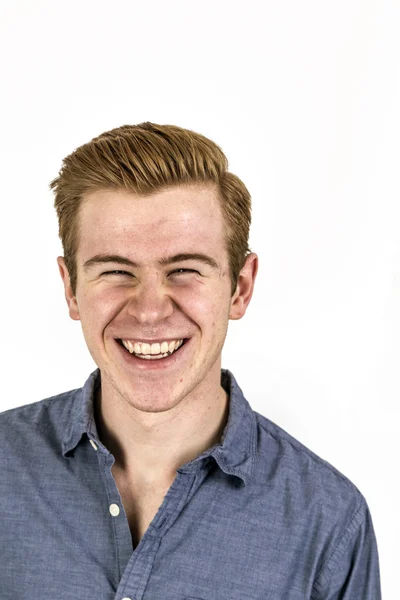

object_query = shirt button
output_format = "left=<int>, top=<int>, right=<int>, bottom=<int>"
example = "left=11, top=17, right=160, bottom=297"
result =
left=89, top=439, right=98, bottom=451
left=109, top=503, right=120, bottom=517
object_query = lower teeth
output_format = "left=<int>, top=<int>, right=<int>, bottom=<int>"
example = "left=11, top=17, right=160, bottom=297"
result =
left=136, top=352, right=170, bottom=360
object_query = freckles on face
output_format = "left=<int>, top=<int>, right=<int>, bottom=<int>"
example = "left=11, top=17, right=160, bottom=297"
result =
left=76, top=271, right=232, bottom=373
left=74, top=276, right=128, bottom=342
left=75, top=186, right=233, bottom=344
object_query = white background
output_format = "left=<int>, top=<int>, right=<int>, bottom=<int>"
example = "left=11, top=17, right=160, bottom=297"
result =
left=0, top=0, right=398, bottom=595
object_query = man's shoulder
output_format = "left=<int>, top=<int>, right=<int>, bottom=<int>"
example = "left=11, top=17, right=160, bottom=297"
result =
left=240, top=407, right=379, bottom=598
left=0, top=387, right=81, bottom=447
left=252, top=409, right=366, bottom=514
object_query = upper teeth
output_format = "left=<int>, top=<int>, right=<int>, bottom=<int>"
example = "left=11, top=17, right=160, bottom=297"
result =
left=121, top=339, right=184, bottom=355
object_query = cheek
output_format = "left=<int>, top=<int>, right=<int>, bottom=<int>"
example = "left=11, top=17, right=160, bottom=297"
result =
left=179, top=288, right=210, bottom=314
left=180, top=285, right=224, bottom=312
left=180, top=288, right=230, bottom=331
left=78, top=288, right=126, bottom=330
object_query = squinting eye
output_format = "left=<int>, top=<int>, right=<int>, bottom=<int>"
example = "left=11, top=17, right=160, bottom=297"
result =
left=102, top=270, right=132, bottom=276
left=171, top=269, right=198, bottom=275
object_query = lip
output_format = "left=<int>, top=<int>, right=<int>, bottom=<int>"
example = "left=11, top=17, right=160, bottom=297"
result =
left=117, top=337, right=186, bottom=344
left=114, top=337, right=191, bottom=371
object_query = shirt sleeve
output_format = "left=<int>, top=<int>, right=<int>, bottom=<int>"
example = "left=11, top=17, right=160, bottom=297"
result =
left=311, top=495, right=382, bottom=600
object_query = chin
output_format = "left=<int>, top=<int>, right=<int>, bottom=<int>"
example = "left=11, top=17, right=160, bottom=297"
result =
left=123, top=390, right=183, bottom=414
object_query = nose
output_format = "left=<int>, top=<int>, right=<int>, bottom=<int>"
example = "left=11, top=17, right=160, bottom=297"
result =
left=126, top=276, right=175, bottom=325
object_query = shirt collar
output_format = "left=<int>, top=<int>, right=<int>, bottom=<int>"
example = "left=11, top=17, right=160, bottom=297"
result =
left=62, top=368, right=101, bottom=458
left=62, top=368, right=257, bottom=485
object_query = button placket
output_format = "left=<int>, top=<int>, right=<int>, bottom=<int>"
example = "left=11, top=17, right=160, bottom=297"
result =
left=97, top=451, right=134, bottom=583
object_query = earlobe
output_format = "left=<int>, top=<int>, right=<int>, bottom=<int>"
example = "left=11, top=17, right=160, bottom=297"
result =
left=229, top=289, right=246, bottom=320
left=56, top=257, right=80, bottom=321
left=229, top=253, right=258, bottom=321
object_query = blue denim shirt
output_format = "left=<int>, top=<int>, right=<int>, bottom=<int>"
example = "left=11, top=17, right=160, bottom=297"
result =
left=0, top=369, right=381, bottom=599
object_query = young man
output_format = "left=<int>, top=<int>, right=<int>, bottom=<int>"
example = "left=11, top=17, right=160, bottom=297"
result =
left=0, top=122, right=381, bottom=599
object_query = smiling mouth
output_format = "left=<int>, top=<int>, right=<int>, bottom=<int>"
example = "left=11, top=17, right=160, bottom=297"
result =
left=116, top=338, right=189, bottom=360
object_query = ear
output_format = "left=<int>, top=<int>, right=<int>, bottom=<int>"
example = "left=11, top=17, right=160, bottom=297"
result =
left=229, top=253, right=258, bottom=320
left=57, top=257, right=80, bottom=321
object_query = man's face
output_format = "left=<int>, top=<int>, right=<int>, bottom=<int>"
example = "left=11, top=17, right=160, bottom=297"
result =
left=58, top=184, right=257, bottom=413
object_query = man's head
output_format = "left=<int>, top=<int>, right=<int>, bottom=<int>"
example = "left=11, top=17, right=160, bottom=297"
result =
left=50, top=122, right=252, bottom=297
left=51, top=123, right=258, bottom=413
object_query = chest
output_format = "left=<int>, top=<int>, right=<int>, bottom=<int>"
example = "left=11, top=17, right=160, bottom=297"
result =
left=112, top=468, right=174, bottom=549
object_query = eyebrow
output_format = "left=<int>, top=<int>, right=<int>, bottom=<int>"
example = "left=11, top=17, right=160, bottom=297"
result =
left=82, top=252, right=221, bottom=272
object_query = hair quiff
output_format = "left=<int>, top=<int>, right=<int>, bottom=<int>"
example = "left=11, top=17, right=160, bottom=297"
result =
left=50, top=122, right=252, bottom=296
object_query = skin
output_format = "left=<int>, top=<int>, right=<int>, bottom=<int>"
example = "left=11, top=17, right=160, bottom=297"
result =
left=58, top=183, right=258, bottom=485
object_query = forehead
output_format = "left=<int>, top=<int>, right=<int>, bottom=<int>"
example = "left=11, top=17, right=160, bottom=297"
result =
left=77, top=184, right=227, bottom=261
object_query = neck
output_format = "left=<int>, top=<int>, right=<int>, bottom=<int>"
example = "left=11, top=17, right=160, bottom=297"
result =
left=94, top=375, right=230, bottom=484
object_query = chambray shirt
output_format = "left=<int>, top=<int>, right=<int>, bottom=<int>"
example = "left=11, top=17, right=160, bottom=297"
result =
left=0, top=369, right=381, bottom=599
